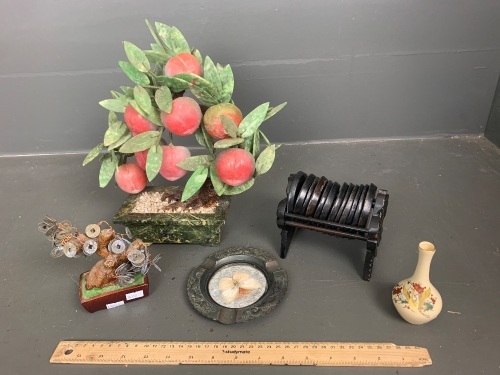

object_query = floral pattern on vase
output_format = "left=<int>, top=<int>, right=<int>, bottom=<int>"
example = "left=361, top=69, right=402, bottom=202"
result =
left=392, top=281, right=438, bottom=318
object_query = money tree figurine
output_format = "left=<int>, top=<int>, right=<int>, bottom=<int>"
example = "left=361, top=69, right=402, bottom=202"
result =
left=38, top=216, right=160, bottom=312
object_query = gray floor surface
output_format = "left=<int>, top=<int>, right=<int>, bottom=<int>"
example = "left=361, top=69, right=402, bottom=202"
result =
left=1, top=136, right=499, bottom=374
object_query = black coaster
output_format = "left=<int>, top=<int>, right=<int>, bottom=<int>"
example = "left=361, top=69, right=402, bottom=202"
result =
left=337, top=184, right=357, bottom=224
left=293, top=174, right=316, bottom=214
left=351, top=184, right=368, bottom=225
left=313, top=181, right=334, bottom=219
left=305, top=176, right=328, bottom=217
left=340, top=184, right=359, bottom=224
left=299, top=176, right=319, bottom=215
left=332, top=183, right=353, bottom=223
left=326, top=182, right=347, bottom=222
left=358, top=183, right=378, bottom=228
left=287, top=172, right=306, bottom=213
left=319, top=182, right=340, bottom=220
left=346, top=184, right=363, bottom=225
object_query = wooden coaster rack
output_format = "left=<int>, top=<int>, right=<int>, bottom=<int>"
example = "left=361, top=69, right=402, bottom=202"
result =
left=276, top=171, right=389, bottom=281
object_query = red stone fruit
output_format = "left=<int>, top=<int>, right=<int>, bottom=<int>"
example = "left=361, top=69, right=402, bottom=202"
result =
left=161, top=97, right=202, bottom=136
left=164, top=52, right=202, bottom=77
left=159, top=144, right=191, bottom=181
left=215, top=148, right=255, bottom=187
left=115, top=163, right=147, bottom=194
left=203, top=103, right=243, bottom=139
left=124, top=105, right=157, bottom=136
left=134, top=150, right=147, bottom=169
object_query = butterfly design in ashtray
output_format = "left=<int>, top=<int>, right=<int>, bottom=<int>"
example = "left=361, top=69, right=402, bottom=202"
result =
left=218, top=271, right=262, bottom=303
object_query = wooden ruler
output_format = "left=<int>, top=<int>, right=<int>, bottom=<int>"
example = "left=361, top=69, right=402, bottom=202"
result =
left=51, top=341, right=431, bottom=367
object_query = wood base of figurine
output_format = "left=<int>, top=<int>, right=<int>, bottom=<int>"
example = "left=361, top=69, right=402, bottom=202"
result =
left=113, top=186, right=231, bottom=245
left=79, top=272, right=149, bottom=313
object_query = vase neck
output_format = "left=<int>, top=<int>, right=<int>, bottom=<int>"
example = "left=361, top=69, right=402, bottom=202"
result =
left=411, top=242, right=436, bottom=283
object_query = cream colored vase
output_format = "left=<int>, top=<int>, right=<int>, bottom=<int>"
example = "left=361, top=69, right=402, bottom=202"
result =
left=392, top=241, right=442, bottom=324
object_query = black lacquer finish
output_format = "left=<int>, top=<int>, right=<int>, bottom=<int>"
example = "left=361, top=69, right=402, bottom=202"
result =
left=276, top=171, right=389, bottom=281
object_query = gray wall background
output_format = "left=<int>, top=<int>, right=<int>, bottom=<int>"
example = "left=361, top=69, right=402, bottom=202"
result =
left=1, top=0, right=500, bottom=155
left=485, top=75, right=500, bottom=147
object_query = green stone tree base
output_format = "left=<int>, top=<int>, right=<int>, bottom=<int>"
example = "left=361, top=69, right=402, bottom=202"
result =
left=79, top=272, right=149, bottom=313
left=113, top=186, right=231, bottom=245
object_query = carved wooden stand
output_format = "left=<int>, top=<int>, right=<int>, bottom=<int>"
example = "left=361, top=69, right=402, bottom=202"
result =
left=276, top=171, right=389, bottom=281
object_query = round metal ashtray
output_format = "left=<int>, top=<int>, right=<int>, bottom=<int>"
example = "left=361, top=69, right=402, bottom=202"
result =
left=187, top=247, right=288, bottom=324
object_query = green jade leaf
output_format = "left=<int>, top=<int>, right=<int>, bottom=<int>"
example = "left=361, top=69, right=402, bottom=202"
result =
left=192, top=48, right=203, bottom=65
left=108, top=111, right=118, bottom=126
left=174, top=73, right=218, bottom=98
left=155, top=22, right=174, bottom=54
left=128, top=100, right=162, bottom=126
left=144, top=50, right=169, bottom=65
left=83, top=143, right=104, bottom=166
left=146, top=106, right=162, bottom=126
left=145, top=145, right=163, bottom=181
left=155, top=86, right=172, bottom=113
left=221, top=115, right=238, bottom=138
left=124, top=41, right=150, bottom=72
left=119, top=131, right=160, bottom=153
left=99, top=98, right=127, bottom=113
left=265, top=102, right=287, bottom=120
left=177, top=155, right=214, bottom=171
left=209, top=165, right=226, bottom=196
left=169, top=26, right=190, bottom=54
left=238, top=102, right=270, bottom=138
left=133, top=86, right=152, bottom=114
left=120, top=86, right=134, bottom=98
left=119, top=61, right=150, bottom=86
left=218, top=65, right=234, bottom=103
left=201, top=125, right=215, bottom=155
left=224, top=178, right=255, bottom=195
left=107, top=133, right=132, bottom=150
left=156, top=75, right=190, bottom=93
left=203, top=56, right=222, bottom=98
left=214, top=138, right=244, bottom=149
left=252, top=131, right=261, bottom=158
left=104, top=121, right=128, bottom=146
left=181, top=166, right=208, bottom=202
left=110, top=149, right=118, bottom=165
left=99, top=154, right=116, bottom=188
left=190, top=84, right=219, bottom=106
left=146, top=20, right=171, bottom=55
left=111, top=91, right=124, bottom=99
left=194, top=128, right=208, bottom=148
left=243, top=137, right=253, bottom=153
left=151, top=43, right=163, bottom=53
left=255, top=144, right=276, bottom=175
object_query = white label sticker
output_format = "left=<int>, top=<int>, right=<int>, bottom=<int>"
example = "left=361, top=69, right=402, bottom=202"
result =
left=126, top=290, right=144, bottom=301
left=106, top=300, right=125, bottom=309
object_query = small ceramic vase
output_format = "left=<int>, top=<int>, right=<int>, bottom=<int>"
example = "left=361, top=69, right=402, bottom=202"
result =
left=392, top=241, right=442, bottom=324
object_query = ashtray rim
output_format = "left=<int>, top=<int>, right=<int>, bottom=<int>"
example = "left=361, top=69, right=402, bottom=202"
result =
left=186, top=247, right=288, bottom=324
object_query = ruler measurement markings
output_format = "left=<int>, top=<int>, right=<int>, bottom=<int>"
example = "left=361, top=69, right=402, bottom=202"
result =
left=52, top=341, right=431, bottom=367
